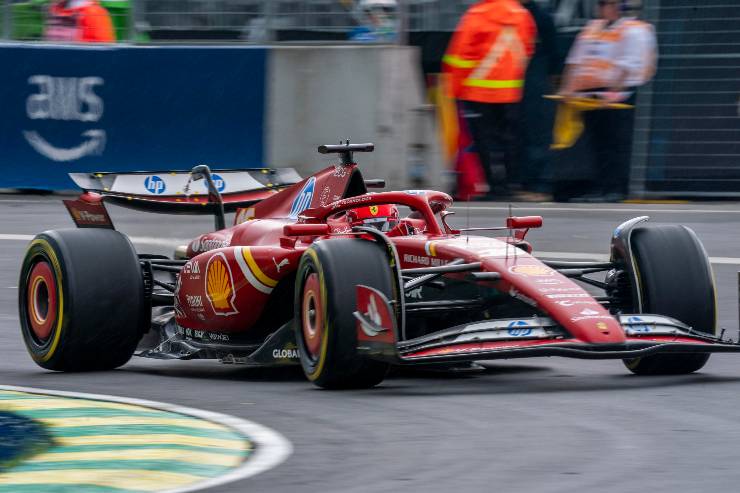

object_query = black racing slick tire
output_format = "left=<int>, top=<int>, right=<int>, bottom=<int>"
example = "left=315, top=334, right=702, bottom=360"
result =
left=19, top=229, right=147, bottom=371
left=623, top=224, right=716, bottom=375
left=295, top=239, right=393, bottom=389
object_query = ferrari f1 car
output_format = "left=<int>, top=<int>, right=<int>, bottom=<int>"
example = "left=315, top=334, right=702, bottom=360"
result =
left=18, top=143, right=740, bottom=388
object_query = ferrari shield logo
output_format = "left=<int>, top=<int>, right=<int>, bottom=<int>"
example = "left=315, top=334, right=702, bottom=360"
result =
left=369, top=205, right=379, bottom=216
left=205, top=253, right=239, bottom=316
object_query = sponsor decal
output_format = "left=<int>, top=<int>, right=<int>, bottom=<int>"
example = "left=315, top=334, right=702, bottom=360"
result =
left=626, top=316, right=651, bottom=332
left=333, top=165, right=349, bottom=178
left=205, top=253, right=239, bottom=316
left=178, top=326, right=231, bottom=342
left=272, top=348, right=300, bottom=359
left=289, top=177, right=316, bottom=218
left=62, top=199, right=114, bottom=229
left=509, top=265, right=555, bottom=277
left=404, top=190, right=428, bottom=195
left=191, top=237, right=230, bottom=253
left=579, top=308, right=599, bottom=315
left=538, top=287, right=581, bottom=293
left=211, top=173, right=226, bottom=193
left=555, top=300, right=598, bottom=307
left=331, top=195, right=373, bottom=210
left=406, top=286, right=423, bottom=300
left=546, top=293, right=591, bottom=299
left=507, top=320, right=533, bottom=337
left=403, top=253, right=449, bottom=267
left=596, top=322, right=610, bottom=333
left=236, top=247, right=278, bottom=295
left=182, top=260, right=201, bottom=280
left=71, top=209, right=106, bottom=224
left=534, top=278, right=563, bottom=285
left=24, top=75, right=106, bottom=161
left=360, top=294, right=385, bottom=337
left=319, top=186, right=332, bottom=207
left=273, top=257, right=289, bottom=273
left=369, top=205, right=379, bottom=216
left=509, top=287, right=537, bottom=307
left=571, top=315, right=613, bottom=322
left=144, top=175, right=166, bottom=195
left=186, top=294, right=203, bottom=308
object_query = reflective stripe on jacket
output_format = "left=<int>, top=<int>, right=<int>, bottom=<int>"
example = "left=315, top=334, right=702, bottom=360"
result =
left=443, top=0, right=536, bottom=104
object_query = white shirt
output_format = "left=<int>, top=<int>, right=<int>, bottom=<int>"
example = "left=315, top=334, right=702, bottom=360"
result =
left=566, top=17, right=657, bottom=91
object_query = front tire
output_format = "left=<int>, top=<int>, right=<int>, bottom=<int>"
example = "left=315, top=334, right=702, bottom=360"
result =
left=19, top=229, right=147, bottom=371
left=295, top=239, right=393, bottom=389
left=623, top=224, right=716, bottom=375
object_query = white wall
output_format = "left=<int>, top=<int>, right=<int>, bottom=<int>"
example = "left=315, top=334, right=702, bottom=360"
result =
left=265, top=45, right=446, bottom=191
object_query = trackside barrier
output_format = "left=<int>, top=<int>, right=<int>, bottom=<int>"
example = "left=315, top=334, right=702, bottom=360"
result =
left=0, top=43, right=266, bottom=189
left=266, top=45, right=447, bottom=192
left=2, top=43, right=442, bottom=192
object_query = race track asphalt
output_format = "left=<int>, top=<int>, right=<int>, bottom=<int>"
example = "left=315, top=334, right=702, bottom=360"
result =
left=2, top=196, right=740, bottom=493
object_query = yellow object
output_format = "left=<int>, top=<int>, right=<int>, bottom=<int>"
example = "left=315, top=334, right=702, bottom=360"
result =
left=548, top=96, right=633, bottom=150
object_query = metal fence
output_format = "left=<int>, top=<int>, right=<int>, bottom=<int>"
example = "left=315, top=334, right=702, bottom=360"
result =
left=631, top=0, right=740, bottom=197
left=3, top=0, right=569, bottom=42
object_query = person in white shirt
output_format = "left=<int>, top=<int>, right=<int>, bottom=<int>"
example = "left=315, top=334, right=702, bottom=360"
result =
left=558, top=0, right=657, bottom=201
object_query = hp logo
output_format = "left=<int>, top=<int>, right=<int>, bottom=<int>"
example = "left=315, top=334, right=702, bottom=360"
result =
left=211, top=173, right=226, bottom=193
left=627, top=316, right=650, bottom=333
left=507, top=320, right=532, bottom=337
left=144, top=175, right=166, bottom=195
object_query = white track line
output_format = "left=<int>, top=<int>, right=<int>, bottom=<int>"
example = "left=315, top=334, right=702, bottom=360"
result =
left=3, top=234, right=739, bottom=265
left=0, top=233, right=187, bottom=248
left=0, top=385, right=293, bottom=493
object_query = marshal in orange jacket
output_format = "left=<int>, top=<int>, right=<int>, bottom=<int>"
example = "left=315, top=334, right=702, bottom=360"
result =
left=443, top=0, right=536, bottom=104
left=46, top=0, right=115, bottom=43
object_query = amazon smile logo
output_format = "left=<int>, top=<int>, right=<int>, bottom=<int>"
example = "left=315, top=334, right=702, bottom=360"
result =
left=24, top=75, right=106, bottom=162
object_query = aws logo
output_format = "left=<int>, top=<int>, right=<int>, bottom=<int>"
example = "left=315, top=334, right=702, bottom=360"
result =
left=289, top=177, right=316, bottom=219
left=24, top=75, right=106, bottom=162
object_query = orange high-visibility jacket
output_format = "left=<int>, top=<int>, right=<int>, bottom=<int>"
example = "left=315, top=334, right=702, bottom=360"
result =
left=443, top=0, right=536, bottom=104
left=46, top=0, right=115, bottom=43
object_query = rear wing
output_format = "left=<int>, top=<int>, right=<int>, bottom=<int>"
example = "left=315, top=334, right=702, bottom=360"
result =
left=64, top=167, right=301, bottom=230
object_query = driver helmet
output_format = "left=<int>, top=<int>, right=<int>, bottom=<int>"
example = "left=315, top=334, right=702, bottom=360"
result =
left=347, top=204, right=399, bottom=232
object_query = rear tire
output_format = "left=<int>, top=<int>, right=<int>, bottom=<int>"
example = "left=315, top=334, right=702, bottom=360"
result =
left=623, top=224, right=716, bottom=375
left=295, top=239, right=393, bottom=389
left=19, top=229, right=147, bottom=371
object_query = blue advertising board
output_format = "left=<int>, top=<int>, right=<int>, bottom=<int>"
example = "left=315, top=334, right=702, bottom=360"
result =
left=0, top=44, right=266, bottom=189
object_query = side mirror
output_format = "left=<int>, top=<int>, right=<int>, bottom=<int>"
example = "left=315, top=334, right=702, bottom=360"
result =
left=506, top=216, right=543, bottom=229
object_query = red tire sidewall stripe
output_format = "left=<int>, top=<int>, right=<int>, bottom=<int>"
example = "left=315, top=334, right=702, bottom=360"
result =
left=26, top=260, right=57, bottom=342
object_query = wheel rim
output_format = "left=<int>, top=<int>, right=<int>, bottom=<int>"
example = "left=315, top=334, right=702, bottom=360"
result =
left=26, top=260, right=58, bottom=343
left=302, top=273, right=324, bottom=360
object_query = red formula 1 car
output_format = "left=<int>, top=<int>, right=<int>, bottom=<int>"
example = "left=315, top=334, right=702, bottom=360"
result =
left=18, top=144, right=740, bottom=388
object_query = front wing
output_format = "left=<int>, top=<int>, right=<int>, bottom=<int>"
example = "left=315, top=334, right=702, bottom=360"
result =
left=353, top=286, right=740, bottom=365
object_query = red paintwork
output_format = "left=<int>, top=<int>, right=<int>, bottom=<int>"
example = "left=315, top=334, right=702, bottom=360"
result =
left=27, top=261, right=57, bottom=341
left=405, top=336, right=710, bottom=359
left=170, top=162, right=653, bottom=348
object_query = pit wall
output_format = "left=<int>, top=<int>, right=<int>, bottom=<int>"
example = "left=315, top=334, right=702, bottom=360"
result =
left=0, top=43, right=444, bottom=192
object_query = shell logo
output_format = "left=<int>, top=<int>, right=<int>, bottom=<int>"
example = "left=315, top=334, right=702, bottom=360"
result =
left=509, top=265, right=555, bottom=277
left=205, top=253, right=239, bottom=316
